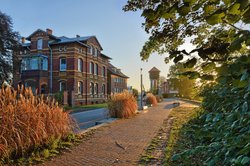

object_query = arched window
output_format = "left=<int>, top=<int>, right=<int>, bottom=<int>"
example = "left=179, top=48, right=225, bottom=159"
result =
left=95, top=83, right=98, bottom=95
left=102, top=84, right=105, bottom=94
left=90, top=82, right=94, bottom=95
left=90, top=62, right=94, bottom=74
left=102, top=66, right=106, bottom=77
left=59, top=81, right=66, bottom=91
left=78, top=81, right=83, bottom=94
left=95, top=63, right=98, bottom=75
left=78, top=58, right=83, bottom=72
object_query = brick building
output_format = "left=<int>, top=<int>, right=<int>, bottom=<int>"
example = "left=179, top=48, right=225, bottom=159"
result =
left=13, top=28, right=112, bottom=105
left=107, top=63, right=129, bottom=95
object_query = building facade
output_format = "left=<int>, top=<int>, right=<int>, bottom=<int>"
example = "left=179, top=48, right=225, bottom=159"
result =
left=13, top=28, right=112, bottom=105
left=107, top=63, right=129, bottom=95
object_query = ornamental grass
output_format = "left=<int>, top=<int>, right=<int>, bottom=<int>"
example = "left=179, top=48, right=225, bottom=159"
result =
left=0, top=86, right=75, bottom=160
left=145, top=93, right=158, bottom=106
left=107, top=91, right=137, bottom=118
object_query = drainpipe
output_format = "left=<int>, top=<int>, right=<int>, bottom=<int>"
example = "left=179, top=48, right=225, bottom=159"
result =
left=48, top=44, right=53, bottom=94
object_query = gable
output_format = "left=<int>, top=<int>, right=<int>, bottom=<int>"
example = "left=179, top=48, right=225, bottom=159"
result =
left=86, top=36, right=103, bottom=50
left=26, top=29, right=57, bottom=41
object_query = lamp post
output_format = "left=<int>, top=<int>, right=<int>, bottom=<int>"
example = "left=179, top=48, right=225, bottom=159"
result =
left=140, top=68, right=143, bottom=110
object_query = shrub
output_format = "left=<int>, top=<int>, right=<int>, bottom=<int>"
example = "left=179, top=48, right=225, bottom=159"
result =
left=162, top=93, right=168, bottom=98
left=107, top=91, right=137, bottom=118
left=54, top=91, right=64, bottom=105
left=145, top=93, right=157, bottom=106
left=0, top=86, right=74, bottom=162
left=155, top=95, right=163, bottom=102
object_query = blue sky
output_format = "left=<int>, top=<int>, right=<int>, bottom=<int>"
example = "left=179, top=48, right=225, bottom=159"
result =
left=1, top=0, right=172, bottom=90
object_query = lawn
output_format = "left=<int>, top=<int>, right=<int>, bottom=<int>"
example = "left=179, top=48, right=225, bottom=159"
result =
left=64, top=103, right=107, bottom=113
left=164, top=107, right=202, bottom=165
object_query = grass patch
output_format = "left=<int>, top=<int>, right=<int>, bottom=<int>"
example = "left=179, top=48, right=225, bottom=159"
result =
left=3, top=129, right=97, bottom=165
left=164, top=107, right=203, bottom=165
left=65, top=103, right=107, bottom=112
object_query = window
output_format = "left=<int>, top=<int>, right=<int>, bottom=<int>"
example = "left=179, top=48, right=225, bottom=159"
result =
left=59, top=81, right=66, bottom=91
left=90, top=62, right=94, bottom=74
left=95, top=48, right=98, bottom=56
left=41, top=84, right=46, bottom=94
left=102, top=84, right=105, bottom=94
left=90, top=82, right=94, bottom=95
left=22, top=56, right=48, bottom=71
left=41, top=57, right=48, bottom=70
left=92, top=46, right=95, bottom=55
left=95, top=63, right=98, bottom=75
left=95, top=83, right=98, bottom=95
left=37, top=38, right=43, bottom=50
left=30, top=58, right=38, bottom=70
left=59, top=46, right=63, bottom=52
left=102, top=66, right=106, bottom=77
left=78, top=81, right=83, bottom=94
left=78, top=59, right=83, bottom=72
left=25, top=81, right=36, bottom=95
left=88, top=46, right=92, bottom=54
left=64, top=46, right=67, bottom=52
left=59, top=46, right=67, bottom=52
left=60, top=58, right=66, bottom=71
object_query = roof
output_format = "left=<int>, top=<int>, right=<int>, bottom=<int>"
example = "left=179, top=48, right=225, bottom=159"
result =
left=21, top=43, right=30, bottom=47
left=108, top=63, right=129, bottom=78
left=100, top=53, right=112, bottom=60
left=26, top=29, right=58, bottom=40
left=149, top=67, right=160, bottom=72
left=21, top=53, right=48, bottom=58
left=25, top=29, right=103, bottom=50
left=49, top=36, right=90, bottom=48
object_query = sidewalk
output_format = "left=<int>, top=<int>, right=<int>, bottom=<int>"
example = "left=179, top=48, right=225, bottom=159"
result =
left=40, top=99, right=194, bottom=166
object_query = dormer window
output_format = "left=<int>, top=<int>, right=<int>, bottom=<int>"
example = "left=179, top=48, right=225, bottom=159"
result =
left=37, top=38, right=43, bottom=50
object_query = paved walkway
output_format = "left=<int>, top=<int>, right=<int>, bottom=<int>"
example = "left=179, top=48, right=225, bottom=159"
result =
left=41, top=99, right=195, bottom=166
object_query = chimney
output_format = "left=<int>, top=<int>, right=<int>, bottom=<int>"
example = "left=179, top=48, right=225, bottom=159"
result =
left=21, top=37, right=25, bottom=43
left=76, top=34, right=80, bottom=38
left=46, top=28, right=52, bottom=35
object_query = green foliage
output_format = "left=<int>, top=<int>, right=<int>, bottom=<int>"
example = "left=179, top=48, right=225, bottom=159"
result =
left=132, top=88, right=139, bottom=98
left=54, top=91, right=64, bottom=105
left=169, top=56, right=250, bottom=165
left=168, top=63, right=199, bottom=100
left=125, top=0, right=250, bottom=165
left=0, top=11, right=21, bottom=85
left=162, top=93, right=168, bottom=98
left=124, top=0, right=250, bottom=80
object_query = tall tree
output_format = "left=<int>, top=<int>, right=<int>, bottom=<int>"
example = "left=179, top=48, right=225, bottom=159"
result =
left=124, top=0, right=250, bottom=80
left=168, top=63, right=198, bottom=99
left=0, top=11, right=20, bottom=85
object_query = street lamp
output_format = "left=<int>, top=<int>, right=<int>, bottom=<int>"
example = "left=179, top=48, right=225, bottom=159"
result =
left=140, top=68, right=143, bottom=110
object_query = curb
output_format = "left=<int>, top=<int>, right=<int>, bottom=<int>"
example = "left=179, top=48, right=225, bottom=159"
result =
left=76, top=109, right=150, bottom=135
